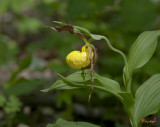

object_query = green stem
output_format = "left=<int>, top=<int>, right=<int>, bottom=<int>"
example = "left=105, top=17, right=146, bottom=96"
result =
left=89, top=35, right=129, bottom=90
left=101, top=36, right=128, bottom=70
left=127, top=77, right=133, bottom=93
left=83, top=38, right=88, bottom=44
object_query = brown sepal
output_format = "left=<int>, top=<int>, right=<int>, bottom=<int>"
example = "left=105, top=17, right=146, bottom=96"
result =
left=45, top=24, right=87, bottom=42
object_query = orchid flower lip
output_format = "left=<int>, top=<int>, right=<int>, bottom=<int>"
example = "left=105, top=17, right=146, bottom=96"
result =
left=66, top=44, right=96, bottom=69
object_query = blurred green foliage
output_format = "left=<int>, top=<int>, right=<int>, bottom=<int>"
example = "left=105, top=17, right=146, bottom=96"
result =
left=4, top=96, right=21, bottom=114
left=0, top=0, right=160, bottom=127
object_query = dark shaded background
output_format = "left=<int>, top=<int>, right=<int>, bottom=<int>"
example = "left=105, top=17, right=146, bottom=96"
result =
left=0, top=0, right=160, bottom=127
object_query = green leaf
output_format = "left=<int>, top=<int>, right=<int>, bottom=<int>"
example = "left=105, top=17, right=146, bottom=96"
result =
left=74, top=26, right=104, bottom=40
left=124, top=30, right=160, bottom=81
left=124, top=30, right=160, bottom=91
left=46, top=118, right=101, bottom=127
left=9, top=54, right=32, bottom=84
left=42, top=72, right=107, bottom=92
left=41, top=80, right=77, bottom=92
left=66, top=69, right=120, bottom=92
left=134, top=74, right=160, bottom=126
left=42, top=69, right=121, bottom=97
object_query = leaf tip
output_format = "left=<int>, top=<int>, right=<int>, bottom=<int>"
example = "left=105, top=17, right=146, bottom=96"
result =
left=40, top=89, right=49, bottom=92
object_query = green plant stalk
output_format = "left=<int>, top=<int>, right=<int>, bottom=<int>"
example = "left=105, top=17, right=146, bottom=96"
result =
left=101, top=36, right=128, bottom=69
left=127, top=77, right=132, bottom=93
left=89, top=35, right=129, bottom=89
left=100, top=36, right=129, bottom=88
left=100, top=36, right=139, bottom=126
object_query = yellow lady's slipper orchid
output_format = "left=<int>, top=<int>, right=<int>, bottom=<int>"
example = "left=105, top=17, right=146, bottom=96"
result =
left=66, top=45, right=91, bottom=69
